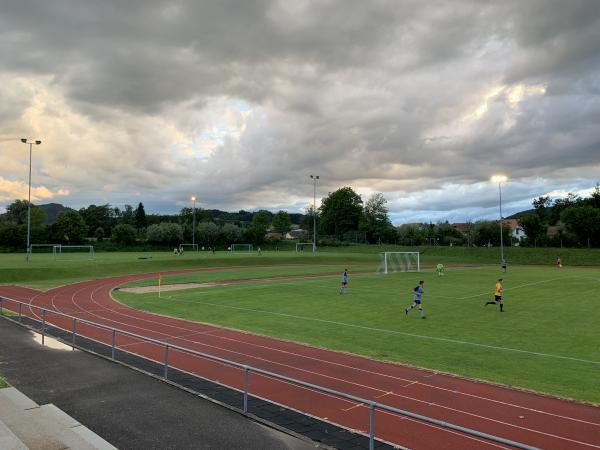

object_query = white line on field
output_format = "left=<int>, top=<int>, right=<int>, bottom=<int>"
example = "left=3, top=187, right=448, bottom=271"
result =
left=161, top=295, right=600, bottom=366
left=456, top=276, right=583, bottom=299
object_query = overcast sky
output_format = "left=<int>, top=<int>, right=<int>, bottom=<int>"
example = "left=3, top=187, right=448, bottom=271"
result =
left=1, top=0, right=599, bottom=224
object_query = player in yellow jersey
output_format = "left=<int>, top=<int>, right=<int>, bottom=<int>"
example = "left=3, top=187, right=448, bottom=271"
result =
left=484, top=278, right=504, bottom=312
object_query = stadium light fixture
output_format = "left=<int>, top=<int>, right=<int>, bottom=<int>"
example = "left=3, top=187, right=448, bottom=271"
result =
left=310, top=175, right=319, bottom=255
left=491, top=174, right=507, bottom=264
left=191, top=196, right=197, bottom=247
left=21, top=138, right=42, bottom=263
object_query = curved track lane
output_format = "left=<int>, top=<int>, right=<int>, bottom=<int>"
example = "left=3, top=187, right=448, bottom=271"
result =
left=2, top=269, right=599, bottom=450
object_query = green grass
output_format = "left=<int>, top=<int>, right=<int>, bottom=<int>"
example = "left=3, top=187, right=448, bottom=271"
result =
left=1, top=246, right=599, bottom=290
left=114, top=264, right=600, bottom=404
left=2, top=248, right=599, bottom=403
left=0, top=376, right=7, bottom=388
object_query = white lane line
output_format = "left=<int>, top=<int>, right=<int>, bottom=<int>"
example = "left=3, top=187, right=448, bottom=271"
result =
left=107, top=287, right=600, bottom=428
left=170, top=298, right=600, bottom=365
left=74, top=290, right=600, bottom=448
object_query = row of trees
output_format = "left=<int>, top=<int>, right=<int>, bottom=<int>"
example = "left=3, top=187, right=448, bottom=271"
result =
left=1, top=183, right=598, bottom=249
left=518, top=184, right=600, bottom=247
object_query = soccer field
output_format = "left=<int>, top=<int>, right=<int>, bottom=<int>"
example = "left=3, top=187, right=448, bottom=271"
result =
left=114, top=263, right=600, bottom=404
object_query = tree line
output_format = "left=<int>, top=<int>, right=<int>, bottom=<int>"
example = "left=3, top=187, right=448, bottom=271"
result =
left=518, top=184, right=600, bottom=248
left=1, top=183, right=598, bottom=250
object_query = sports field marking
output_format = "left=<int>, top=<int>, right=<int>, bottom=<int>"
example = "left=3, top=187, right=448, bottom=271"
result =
left=14, top=277, right=598, bottom=445
left=456, top=275, right=584, bottom=299
left=162, top=295, right=600, bottom=366
left=89, top=289, right=600, bottom=426
left=77, top=298, right=596, bottom=447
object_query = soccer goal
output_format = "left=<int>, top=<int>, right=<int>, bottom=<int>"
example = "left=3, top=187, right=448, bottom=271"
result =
left=28, top=244, right=61, bottom=257
left=378, top=252, right=420, bottom=274
left=295, top=242, right=314, bottom=253
left=53, top=245, right=95, bottom=261
left=179, top=243, right=199, bottom=252
left=231, top=243, right=253, bottom=252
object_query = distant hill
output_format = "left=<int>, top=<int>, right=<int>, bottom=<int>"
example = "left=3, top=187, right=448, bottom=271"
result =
left=38, top=203, right=74, bottom=224
left=506, top=209, right=535, bottom=220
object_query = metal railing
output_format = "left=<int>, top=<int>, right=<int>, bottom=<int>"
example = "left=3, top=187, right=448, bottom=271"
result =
left=0, top=296, right=539, bottom=450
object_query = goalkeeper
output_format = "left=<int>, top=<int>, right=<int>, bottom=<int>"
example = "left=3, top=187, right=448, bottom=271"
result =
left=436, top=263, right=444, bottom=276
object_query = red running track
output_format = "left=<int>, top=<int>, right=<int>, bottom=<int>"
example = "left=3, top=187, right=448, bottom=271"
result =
left=1, top=269, right=599, bottom=450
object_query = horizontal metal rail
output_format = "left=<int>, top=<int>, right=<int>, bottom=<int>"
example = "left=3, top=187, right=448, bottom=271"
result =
left=0, top=296, right=539, bottom=450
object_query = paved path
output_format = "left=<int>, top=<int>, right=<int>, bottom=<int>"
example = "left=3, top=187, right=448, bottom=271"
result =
left=0, top=318, right=318, bottom=450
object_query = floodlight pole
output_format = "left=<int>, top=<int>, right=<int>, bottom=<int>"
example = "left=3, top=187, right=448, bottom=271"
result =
left=491, top=175, right=507, bottom=264
left=191, top=196, right=196, bottom=247
left=310, top=175, right=319, bottom=255
left=498, top=182, right=504, bottom=263
left=21, top=138, right=42, bottom=263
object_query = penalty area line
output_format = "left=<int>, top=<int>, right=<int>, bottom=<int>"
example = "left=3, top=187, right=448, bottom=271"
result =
left=168, top=297, right=600, bottom=366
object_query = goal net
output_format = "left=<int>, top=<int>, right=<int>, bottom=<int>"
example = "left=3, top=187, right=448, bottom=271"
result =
left=295, top=242, right=314, bottom=253
left=28, top=244, right=61, bottom=257
left=378, top=252, right=420, bottom=274
left=179, top=244, right=199, bottom=252
left=53, top=245, right=95, bottom=261
left=231, top=243, right=253, bottom=252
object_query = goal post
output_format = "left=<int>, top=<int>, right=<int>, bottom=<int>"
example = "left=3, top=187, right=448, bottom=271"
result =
left=378, top=252, right=420, bottom=274
left=28, top=244, right=61, bottom=257
left=53, top=245, right=95, bottom=261
left=178, top=243, right=199, bottom=252
left=295, top=242, right=313, bottom=253
left=231, top=243, right=253, bottom=252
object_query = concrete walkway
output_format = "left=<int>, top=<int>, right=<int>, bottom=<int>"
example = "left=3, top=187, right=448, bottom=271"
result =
left=0, top=386, right=117, bottom=450
left=0, top=318, right=319, bottom=450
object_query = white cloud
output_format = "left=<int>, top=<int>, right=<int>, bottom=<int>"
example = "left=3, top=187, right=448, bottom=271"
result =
left=0, top=0, right=598, bottom=222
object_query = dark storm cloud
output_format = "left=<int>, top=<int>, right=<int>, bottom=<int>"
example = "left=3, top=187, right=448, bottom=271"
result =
left=0, top=0, right=599, bottom=221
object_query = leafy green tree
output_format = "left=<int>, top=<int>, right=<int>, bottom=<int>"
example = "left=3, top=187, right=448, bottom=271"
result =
left=300, top=206, right=318, bottom=238
left=4, top=200, right=46, bottom=227
left=549, top=193, right=582, bottom=225
left=0, top=222, right=25, bottom=248
left=473, top=221, right=511, bottom=247
left=397, top=224, right=426, bottom=246
left=252, top=210, right=272, bottom=228
left=112, top=224, right=137, bottom=245
left=120, top=204, right=135, bottom=225
left=360, top=193, right=393, bottom=243
left=532, top=196, right=552, bottom=223
left=134, top=202, right=147, bottom=230
left=197, top=222, right=219, bottom=246
left=561, top=206, right=600, bottom=247
left=319, top=187, right=363, bottom=239
left=244, top=210, right=272, bottom=245
left=79, top=204, right=112, bottom=237
left=271, top=210, right=292, bottom=235
left=146, top=223, right=183, bottom=245
left=588, top=183, right=600, bottom=209
left=220, top=223, right=242, bottom=245
left=435, top=221, right=465, bottom=246
left=519, top=214, right=547, bottom=247
left=52, top=210, right=88, bottom=244
left=95, top=227, right=105, bottom=242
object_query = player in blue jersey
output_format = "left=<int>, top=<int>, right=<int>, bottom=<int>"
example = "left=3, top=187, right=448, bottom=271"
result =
left=339, top=269, right=348, bottom=294
left=405, top=280, right=426, bottom=319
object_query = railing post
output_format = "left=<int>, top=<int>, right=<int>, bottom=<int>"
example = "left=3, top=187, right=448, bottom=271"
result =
left=18, top=303, right=22, bottom=322
left=164, top=344, right=169, bottom=379
left=72, top=318, right=77, bottom=350
left=42, top=309, right=46, bottom=346
left=0, top=297, right=3, bottom=315
left=111, top=329, right=116, bottom=359
left=369, top=402, right=375, bottom=450
left=243, top=366, right=249, bottom=413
